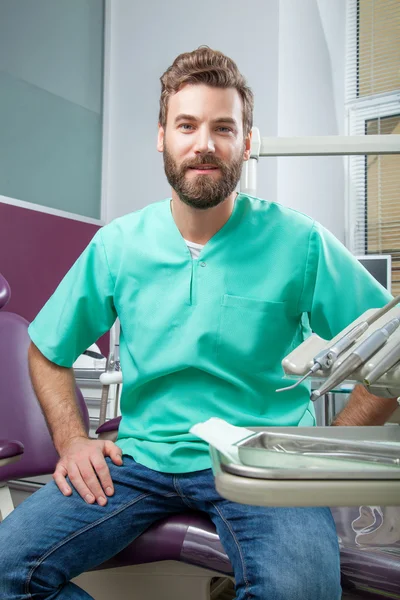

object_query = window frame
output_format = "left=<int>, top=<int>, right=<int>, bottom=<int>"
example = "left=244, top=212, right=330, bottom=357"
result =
left=345, top=92, right=400, bottom=255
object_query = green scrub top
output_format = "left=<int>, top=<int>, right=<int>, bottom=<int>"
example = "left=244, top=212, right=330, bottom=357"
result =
left=28, top=195, right=392, bottom=473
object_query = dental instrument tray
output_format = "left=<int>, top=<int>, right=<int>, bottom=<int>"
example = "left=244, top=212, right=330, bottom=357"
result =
left=225, top=429, right=400, bottom=480
left=210, top=427, right=400, bottom=506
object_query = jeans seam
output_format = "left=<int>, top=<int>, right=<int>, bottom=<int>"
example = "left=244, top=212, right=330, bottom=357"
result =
left=172, top=477, right=195, bottom=509
left=210, top=501, right=251, bottom=599
left=24, top=492, right=153, bottom=597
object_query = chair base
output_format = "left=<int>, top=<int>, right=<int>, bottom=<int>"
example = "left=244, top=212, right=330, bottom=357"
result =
left=74, top=562, right=369, bottom=600
left=74, top=561, right=233, bottom=600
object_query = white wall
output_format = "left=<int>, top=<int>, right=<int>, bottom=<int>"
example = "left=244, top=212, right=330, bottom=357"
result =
left=276, top=0, right=347, bottom=241
left=105, top=0, right=279, bottom=222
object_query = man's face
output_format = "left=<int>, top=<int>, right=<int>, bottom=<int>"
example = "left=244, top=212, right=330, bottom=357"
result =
left=157, top=84, right=251, bottom=210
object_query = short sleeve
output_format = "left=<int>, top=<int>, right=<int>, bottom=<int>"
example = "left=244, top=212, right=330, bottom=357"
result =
left=28, top=229, right=117, bottom=367
left=299, top=222, right=392, bottom=340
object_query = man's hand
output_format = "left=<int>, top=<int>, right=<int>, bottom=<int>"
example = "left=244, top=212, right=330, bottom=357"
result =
left=53, top=437, right=123, bottom=506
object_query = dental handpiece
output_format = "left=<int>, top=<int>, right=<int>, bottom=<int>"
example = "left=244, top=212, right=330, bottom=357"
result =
left=276, top=295, right=400, bottom=394
left=275, top=321, right=369, bottom=393
left=310, top=317, right=400, bottom=401
left=364, top=342, right=400, bottom=386
left=317, top=321, right=370, bottom=368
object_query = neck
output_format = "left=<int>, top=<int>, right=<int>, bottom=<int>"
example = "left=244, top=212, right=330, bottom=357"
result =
left=170, top=191, right=237, bottom=245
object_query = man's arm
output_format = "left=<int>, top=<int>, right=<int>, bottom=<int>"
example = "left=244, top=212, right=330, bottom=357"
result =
left=28, top=342, right=122, bottom=505
left=28, top=342, right=87, bottom=451
left=332, top=383, right=399, bottom=426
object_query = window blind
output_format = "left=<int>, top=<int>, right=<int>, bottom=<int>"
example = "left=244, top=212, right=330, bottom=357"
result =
left=346, top=0, right=400, bottom=296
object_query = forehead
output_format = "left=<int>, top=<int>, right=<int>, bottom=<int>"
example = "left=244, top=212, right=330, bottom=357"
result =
left=166, top=84, right=243, bottom=125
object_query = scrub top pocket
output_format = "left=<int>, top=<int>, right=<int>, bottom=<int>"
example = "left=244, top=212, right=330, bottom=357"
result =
left=216, top=295, right=296, bottom=374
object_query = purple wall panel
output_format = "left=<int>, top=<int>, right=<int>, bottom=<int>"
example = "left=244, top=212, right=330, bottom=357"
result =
left=0, top=202, right=108, bottom=355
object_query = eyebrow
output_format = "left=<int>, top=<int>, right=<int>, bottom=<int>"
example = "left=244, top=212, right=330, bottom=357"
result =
left=174, top=114, right=238, bottom=127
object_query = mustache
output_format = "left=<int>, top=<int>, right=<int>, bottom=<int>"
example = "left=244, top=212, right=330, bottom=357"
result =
left=182, top=155, right=225, bottom=170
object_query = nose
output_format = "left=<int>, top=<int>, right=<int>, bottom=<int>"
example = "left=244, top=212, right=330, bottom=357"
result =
left=193, top=126, right=215, bottom=155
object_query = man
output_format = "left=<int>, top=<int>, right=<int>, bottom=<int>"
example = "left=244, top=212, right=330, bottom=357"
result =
left=0, top=47, right=398, bottom=600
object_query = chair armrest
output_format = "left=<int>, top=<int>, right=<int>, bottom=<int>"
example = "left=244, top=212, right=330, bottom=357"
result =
left=0, top=439, right=24, bottom=469
left=96, top=416, right=122, bottom=435
left=96, top=416, right=121, bottom=442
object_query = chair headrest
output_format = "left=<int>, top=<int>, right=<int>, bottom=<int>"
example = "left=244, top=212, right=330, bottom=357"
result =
left=0, top=273, right=11, bottom=309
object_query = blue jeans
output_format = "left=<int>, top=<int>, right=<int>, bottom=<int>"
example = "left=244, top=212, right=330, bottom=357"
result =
left=0, top=456, right=341, bottom=599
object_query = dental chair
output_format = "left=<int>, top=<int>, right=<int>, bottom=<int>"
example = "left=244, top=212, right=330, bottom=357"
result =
left=1, top=271, right=399, bottom=600
left=0, top=271, right=90, bottom=519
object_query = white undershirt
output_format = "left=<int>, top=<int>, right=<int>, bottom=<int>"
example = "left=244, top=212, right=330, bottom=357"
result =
left=184, top=239, right=205, bottom=260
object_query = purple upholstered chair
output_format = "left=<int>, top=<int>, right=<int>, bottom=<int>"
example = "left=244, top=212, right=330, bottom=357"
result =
left=0, top=272, right=90, bottom=520
left=332, top=505, right=400, bottom=599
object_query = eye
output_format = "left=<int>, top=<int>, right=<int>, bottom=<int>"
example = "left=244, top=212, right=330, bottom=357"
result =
left=179, top=124, right=195, bottom=131
left=217, top=126, right=234, bottom=134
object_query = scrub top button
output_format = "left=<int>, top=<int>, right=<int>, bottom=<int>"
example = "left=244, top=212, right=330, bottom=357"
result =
left=200, top=261, right=206, bottom=267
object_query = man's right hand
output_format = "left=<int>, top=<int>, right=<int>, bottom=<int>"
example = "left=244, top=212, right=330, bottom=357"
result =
left=53, top=437, right=123, bottom=506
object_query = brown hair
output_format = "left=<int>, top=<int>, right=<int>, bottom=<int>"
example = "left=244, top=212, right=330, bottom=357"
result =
left=159, top=47, right=254, bottom=136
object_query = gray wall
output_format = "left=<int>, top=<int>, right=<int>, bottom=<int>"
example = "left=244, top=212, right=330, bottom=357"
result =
left=0, top=0, right=104, bottom=219
left=0, top=0, right=103, bottom=114
left=106, top=0, right=280, bottom=222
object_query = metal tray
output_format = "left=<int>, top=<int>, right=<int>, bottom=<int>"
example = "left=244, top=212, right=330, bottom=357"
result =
left=229, top=430, right=400, bottom=480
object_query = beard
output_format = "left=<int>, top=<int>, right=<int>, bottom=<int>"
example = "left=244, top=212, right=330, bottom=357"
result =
left=163, top=143, right=245, bottom=210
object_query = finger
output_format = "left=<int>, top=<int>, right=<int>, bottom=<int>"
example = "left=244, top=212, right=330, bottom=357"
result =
left=76, top=458, right=108, bottom=506
left=53, top=464, right=72, bottom=496
left=67, top=461, right=97, bottom=505
left=91, top=451, right=115, bottom=497
left=104, top=441, right=123, bottom=465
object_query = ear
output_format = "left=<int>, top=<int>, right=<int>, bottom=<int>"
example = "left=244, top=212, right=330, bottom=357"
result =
left=243, top=130, right=252, bottom=161
left=157, top=124, right=165, bottom=153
